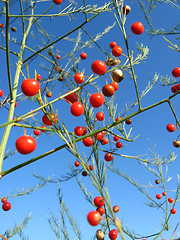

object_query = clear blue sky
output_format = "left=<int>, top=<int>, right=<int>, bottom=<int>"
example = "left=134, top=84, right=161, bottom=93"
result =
left=0, top=0, right=179, bottom=239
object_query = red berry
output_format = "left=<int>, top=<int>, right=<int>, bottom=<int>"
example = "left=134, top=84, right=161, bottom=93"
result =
left=171, top=208, right=176, bottom=214
left=74, top=126, right=84, bottom=136
left=87, top=211, right=101, bottom=226
left=96, top=112, right=104, bottom=121
left=2, top=202, right=11, bottom=211
left=40, top=126, right=47, bottom=132
left=1, top=197, right=7, bottom=203
left=53, top=0, right=62, bottom=4
left=74, top=161, right=80, bottom=167
left=116, top=142, right=122, bottom=148
left=15, top=136, right=37, bottom=155
left=113, top=205, right=119, bottom=213
left=90, top=93, right=104, bottom=108
left=116, top=117, right=122, bottom=122
left=82, top=127, right=87, bottom=135
left=131, top=22, right=144, bottom=35
left=0, top=89, right=4, bottom=97
left=112, top=46, right=123, bottom=57
left=102, top=84, right=115, bottom=97
left=91, top=60, right=107, bottom=75
left=42, top=113, right=57, bottom=126
left=114, top=136, right=120, bottom=142
left=65, top=91, right=78, bottom=103
left=156, top=194, right=162, bottom=200
left=0, top=23, right=4, bottom=28
left=177, top=83, right=180, bottom=91
left=171, top=85, right=177, bottom=93
left=37, top=74, right=41, bottom=81
left=56, top=54, right=60, bottom=59
left=96, top=207, right=104, bottom=216
left=104, top=153, right=113, bottom=162
left=101, top=138, right=109, bottom=145
left=110, top=42, right=117, bottom=49
left=83, top=137, right=93, bottom=147
left=166, top=123, right=176, bottom=132
left=168, top=197, right=174, bottom=203
left=162, top=191, right=166, bottom=196
left=110, top=82, right=119, bottom=91
left=122, top=5, right=131, bottom=15
left=172, top=67, right=180, bottom=78
left=89, top=165, right=93, bottom=171
left=109, top=229, right=118, bottom=240
left=70, top=102, right=84, bottom=116
left=80, top=52, right=87, bottom=59
left=34, top=129, right=40, bottom=136
left=15, top=101, right=18, bottom=107
left=74, top=73, right=84, bottom=84
left=21, top=79, right=40, bottom=97
left=55, top=66, right=60, bottom=72
left=94, top=132, right=104, bottom=141
left=94, top=196, right=105, bottom=207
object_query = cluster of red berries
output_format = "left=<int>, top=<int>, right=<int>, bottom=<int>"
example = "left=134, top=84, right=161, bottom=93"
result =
left=171, top=67, right=180, bottom=93
left=1, top=198, right=11, bottom=211
left=87, top=196, right=119, bottom=240
left=74, top=160, right=93, bottom=176
left=166, top=123, right=180, bottom=148
left=16, top=111, right=60, bottom=155
left=72, top=53, right=88, bottom=85
left=87, top=196, right=105, bottom=226
left=155, top=179, right=176, bottom=214
left=171, top=84, right=180, bottom=94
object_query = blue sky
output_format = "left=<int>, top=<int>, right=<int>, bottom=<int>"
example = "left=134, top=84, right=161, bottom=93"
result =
left=0, top=0, right=180, bottom=239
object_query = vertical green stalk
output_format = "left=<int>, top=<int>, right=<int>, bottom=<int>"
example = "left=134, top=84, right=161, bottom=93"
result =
left=19, top=0, right=25, bottom=34
left=113, top=8, right=142, bottom=111
left=123, top=33, right=142, bottom=111
left=0, top=4, right=34, bottom=174
left=5, top=0, right=13, bottom=100
left=168, top=101, right=180, bottom=127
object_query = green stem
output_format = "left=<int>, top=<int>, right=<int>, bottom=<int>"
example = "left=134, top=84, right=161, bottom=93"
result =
left=19, top=0, right=25, bottom=34
left=0, top=4, right=35, bottom=173
left=168, top=100, right=180, bottom=127
left=5, top=0, right=13, bottom=100
left=114, top=12, right=142, bottom=111
left=124, top=36, right=142, bottom=110
left=82, top=0, right=87, bottom=21
left=0, top=46, right=18, bottom=56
